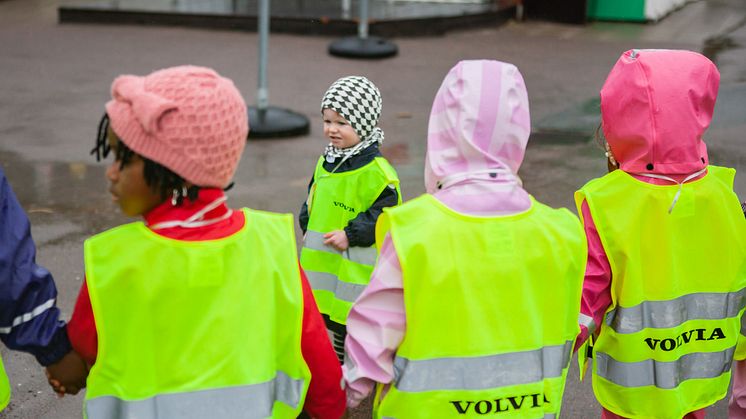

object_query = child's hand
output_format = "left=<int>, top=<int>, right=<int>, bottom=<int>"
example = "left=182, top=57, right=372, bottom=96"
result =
left=45, top=350, right=89, bottom=397
left=323, top=230, right=349, bottom=251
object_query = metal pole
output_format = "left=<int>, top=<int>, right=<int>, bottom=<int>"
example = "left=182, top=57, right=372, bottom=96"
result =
left=257, top=0, right=269, bottom=111
left=358, top=0, right=369, bottom=39
left=342, top=0, right=351, bottom=19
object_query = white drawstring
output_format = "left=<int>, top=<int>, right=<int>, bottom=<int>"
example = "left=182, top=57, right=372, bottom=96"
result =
left=435, top=168, right=523, bottom=191
left=635, top=167, right=707, bottom=214
left=148, top=196, right=233, bottom=230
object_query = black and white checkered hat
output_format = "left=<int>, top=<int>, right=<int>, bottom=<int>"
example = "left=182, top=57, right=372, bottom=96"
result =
left=321, top=76, right=382, bottom=141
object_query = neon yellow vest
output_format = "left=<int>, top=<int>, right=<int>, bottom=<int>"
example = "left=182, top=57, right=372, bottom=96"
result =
left=575, top=166, right=746, bottom=419
left=83, top=209, right=311, bottom=419
left=301, top=156, right=401, bottom=324
left=375, top=194, right=586, bottom=419
left=0, top=356, right=9, bottom=411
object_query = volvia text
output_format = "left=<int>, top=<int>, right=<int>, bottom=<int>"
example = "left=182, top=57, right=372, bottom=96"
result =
left=644, top=327, right=725, bottom=351
left=450, top=394, right=549, bottom=415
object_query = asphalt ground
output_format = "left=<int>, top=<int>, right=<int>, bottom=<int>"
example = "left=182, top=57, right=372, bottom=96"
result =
left=1, top=0, right=745, bottom=417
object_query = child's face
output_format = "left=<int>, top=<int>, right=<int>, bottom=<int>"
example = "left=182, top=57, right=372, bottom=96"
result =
left=105, top=128, right=163, bottom=217
left=323, top=108, right=361, bottom=149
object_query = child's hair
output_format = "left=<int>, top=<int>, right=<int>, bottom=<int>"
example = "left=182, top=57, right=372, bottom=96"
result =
left=92, top=114, right=200, bottom=204
left=96, top=65, right=248, bottom=203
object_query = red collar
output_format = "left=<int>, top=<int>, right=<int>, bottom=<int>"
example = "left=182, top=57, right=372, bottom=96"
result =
left=143, top=188, right=230, bottom=226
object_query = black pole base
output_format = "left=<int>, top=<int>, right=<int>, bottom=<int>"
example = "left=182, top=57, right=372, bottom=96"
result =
left=247, top=106, right=310, bottom=139
left=328, top=36, right=398, bottom=59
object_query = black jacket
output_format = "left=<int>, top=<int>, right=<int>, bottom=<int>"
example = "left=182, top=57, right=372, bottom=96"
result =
left=298, top=144, right=398, bottom=247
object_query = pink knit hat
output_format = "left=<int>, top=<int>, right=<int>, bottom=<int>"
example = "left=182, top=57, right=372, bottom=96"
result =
left=105, top=65, right=248, bottom=188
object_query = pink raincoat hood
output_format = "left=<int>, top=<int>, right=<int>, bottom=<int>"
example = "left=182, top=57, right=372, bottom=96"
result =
left=601, top=49, right=719, bottom=175
left=425, top=60, right=531, bottom=194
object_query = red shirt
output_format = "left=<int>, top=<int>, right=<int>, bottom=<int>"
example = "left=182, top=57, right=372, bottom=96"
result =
left=67, top=188, right=345, bottom=418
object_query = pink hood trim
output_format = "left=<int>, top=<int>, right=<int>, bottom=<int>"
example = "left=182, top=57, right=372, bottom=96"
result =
left=601, top=49, right=719, bottom=175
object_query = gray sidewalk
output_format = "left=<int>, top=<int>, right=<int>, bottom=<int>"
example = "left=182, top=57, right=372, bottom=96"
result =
left=1, top=0, right=745, bottom=417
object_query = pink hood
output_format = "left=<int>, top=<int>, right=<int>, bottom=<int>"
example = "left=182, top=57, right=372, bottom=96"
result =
left=424, top=60, right=531, bottom=195
left=601, top=49, right=719, bottom=175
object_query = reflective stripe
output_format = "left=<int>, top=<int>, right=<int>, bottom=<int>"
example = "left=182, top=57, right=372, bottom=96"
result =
left=605, top=288, right=746, bottom=335
left=304, top=230, right=377, bottom=266
left=595, top=347, right=734, bottom=389
left=0, top=298, right=56, bottom=334
left=579, top=313, right=596, bottom=335
left=392, top=341, right=574, bottom=392
left=86, top=371, right=304, bottom=419
left=306, top=270, right=367, bottom=303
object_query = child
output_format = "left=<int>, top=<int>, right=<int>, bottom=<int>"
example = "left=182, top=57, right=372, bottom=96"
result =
left=299, top=76, right=400, bottom=363
left=575, top=49, right=746, bottom=419
left=46, top=65, right=346, bottom=418
left=0, top=165, right=86, bottom=410
left=342, top=60, right=586, bottom=417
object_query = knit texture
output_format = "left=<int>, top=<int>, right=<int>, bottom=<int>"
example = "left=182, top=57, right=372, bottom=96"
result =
left=105, top=65, right=248, bottom=188
left=321, top=76, right=381, bottom=141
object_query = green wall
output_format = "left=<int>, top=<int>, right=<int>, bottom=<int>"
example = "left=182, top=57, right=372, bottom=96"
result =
left=587, top=0, right=646, bottom=21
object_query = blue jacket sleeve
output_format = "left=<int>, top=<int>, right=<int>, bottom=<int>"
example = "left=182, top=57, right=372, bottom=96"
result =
left=0, top=166, right=71, bottom=366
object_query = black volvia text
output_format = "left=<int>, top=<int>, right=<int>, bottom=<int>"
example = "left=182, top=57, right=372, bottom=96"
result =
left=450, top=394, right=549, bottom=415
left=333, top=201, right=356, bottom=213
left=644, top=327, right=725, bottom=351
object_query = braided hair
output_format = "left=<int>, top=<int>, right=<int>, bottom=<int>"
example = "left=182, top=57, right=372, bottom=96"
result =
left=91, top=114, right=199, bottom=205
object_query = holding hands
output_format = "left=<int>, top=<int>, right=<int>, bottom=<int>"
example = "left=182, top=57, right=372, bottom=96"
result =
left=45, top=350, right=88, bottom=396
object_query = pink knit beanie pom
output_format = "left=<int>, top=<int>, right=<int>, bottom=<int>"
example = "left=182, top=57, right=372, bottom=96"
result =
left=105, top=65, right=249, bottom=188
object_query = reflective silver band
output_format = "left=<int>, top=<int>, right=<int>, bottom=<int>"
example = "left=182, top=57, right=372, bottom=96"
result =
left=86, top=371, right=304, bottom=419
left=595, top=347, right=734, bottom=389
left=304, top=230, right=377, bottom=266
left=392, top=341, right=574, bottom=392
left=605, top=288, right=746, bottom=335
left=306, top=270, right=367, bottom=303
left=0, top=298, right=56, bottom=334
left=578, top=313, right=596, bottom=335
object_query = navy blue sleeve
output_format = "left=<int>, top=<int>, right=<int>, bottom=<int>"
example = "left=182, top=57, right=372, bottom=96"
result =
left=298, top=174, right=315, bottom=234
left=344, top=184, right=399, bottom=248
left=0, top=166, right=71, bottom=366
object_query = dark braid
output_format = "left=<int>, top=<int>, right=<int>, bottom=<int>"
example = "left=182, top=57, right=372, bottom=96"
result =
left=91, top=113, right=200, bottom=205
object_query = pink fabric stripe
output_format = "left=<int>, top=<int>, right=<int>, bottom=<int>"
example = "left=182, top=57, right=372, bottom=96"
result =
left=575, top=200, right=613, bottom=349
left=343, top=235, right=405, bottom=408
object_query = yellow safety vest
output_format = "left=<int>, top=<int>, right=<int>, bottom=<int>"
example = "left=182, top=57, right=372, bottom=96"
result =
left=300, top=156, right=400, bottom=324
left=0, top=356, right=9, bottom=411
left=375, top=194, right=586, bottom=419
left=576, top=166, right=746, bottom=419
left=83, top=209, right=311, bottom=419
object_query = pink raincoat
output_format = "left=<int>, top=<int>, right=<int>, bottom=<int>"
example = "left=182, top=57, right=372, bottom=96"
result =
left=580, top=49, right=730, bottom=419
left=342, top=59, right=535, bottom=407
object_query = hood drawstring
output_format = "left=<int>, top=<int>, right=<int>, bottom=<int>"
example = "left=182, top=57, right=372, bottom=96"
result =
left=635, top=167, right=707, bottom=214
left=148, top=196, right=233, bottom=230
left=435, top=167, right=523, bottom=191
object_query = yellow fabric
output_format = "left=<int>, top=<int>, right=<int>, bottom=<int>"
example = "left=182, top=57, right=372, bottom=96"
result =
left=575, top=166, right=746, bottom=419
left=376, top=194, right=586, bottom=418
left=0, top=356, right=9, bottom=411
left=301, top=156, right=400, bottom=323
left=84, top=209, right=310, bottom=417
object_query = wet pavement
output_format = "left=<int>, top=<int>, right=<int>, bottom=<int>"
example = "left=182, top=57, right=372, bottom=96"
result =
left=1, top=0, right=746, bottom=417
